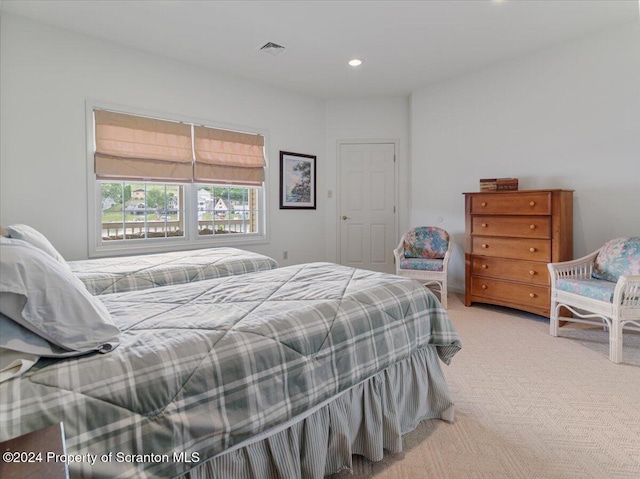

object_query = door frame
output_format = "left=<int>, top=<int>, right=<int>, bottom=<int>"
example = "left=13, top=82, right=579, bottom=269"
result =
left=336, top=139, right=400, bottom=269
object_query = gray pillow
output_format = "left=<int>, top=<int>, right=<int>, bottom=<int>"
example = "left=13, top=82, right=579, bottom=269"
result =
left=0, top=237, right=120, bottom=355
left=0, top=312, right=82, bottom=357
left=5, top=223, right=68, bottom=266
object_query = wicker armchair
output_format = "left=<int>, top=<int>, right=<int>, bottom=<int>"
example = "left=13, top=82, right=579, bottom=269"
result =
left=393, top=226, right=452, bottom=308
left=548, top=237, right=640, bottom=363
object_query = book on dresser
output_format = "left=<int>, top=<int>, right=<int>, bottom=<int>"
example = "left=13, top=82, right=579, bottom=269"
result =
left=463, top=189, right=574, bottom=317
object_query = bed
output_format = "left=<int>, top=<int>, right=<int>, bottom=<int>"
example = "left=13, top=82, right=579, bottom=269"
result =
left=0, top=256, right=460, bottom=479
left=2, top=223, right=279, bottom=295
left=68, top=247, right=279, bottom=295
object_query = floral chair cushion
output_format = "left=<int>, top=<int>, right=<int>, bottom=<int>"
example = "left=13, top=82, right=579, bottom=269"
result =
left=556, top=278, right=618, bottom=303
left=399, top=258, right=444, bottom=272
left=592, top=237, right=640, bottom=283
left=402, top=227, right=450, bottom=259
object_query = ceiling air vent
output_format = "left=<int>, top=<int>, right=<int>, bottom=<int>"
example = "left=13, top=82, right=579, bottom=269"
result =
left=259, top=42, right=286, bottom=56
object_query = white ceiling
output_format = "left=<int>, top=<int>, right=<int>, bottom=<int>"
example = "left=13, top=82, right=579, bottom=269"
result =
left=2, top=0, right=638, bottom=98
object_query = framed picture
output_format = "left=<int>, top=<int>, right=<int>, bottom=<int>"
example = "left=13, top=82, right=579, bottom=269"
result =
left=279, top=151, right=316, bottom=209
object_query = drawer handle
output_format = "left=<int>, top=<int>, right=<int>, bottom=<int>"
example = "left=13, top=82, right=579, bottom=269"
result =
left=529, top=270, right=536, bottom=275
left=529, top=247, right=536, bottom=252
left=481, top=264, right=488, bottom=269
left=481, top=284, right=488, bottom=290
left=482, top=244, right=489, bottom=249
left=529, top=201, right=536, bottom=207
left=530, top=224, right=536, bottom=230
left=481, top=223, right=488, bottom=228
left=481, top=202, right=487, bottom=207
left=529, top=293, right=536, bottom=298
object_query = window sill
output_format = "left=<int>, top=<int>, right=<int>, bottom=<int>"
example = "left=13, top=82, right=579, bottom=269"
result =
left=89, top=235, right=269, bottom=258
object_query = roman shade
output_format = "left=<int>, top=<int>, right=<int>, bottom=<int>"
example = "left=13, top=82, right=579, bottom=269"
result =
left=94, top=110, right=193, bottom=182
left=194, top=126, right=265, bottom=186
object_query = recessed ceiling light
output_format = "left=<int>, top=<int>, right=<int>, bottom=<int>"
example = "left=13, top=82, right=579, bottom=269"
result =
left=348, top=58, right=363, bottom=67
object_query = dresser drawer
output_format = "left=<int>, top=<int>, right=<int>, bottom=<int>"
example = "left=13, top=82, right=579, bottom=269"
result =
left=472, top=237, right=551, bottom=262
left=471, top=256, right=549, bottom=285
left=470, top=276, right=549, bottom=309
left=471, top=216, right=550, bottom=239
left=470, top=192, right=551, bottom=215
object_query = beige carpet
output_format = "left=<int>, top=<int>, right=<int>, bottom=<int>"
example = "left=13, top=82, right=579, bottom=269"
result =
left=331, top=294, right=640, bottom=479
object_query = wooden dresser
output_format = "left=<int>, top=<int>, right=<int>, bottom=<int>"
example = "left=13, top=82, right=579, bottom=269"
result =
left=463, top=189, right=573, bottom=317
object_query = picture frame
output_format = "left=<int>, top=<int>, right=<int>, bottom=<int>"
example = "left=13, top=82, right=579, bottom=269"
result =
left=279, top=151, right=316, bottom=209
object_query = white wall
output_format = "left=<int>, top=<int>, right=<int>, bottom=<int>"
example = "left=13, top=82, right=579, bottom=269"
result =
left=410, top=23, right=640, bottom=293
left=0, top=13, right=326, bottom=262
left=324, top=97, right=410, bottom=266
left=2, top=13, right=638, bottom=290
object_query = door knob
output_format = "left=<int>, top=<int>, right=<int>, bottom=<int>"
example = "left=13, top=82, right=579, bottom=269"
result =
left=341, top=215, right=350, bottom=220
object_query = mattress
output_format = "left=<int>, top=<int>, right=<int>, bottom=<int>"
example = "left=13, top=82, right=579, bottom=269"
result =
left=0, top=262, right=460, bottom=479
left=68, top=247, right=278, bottom=295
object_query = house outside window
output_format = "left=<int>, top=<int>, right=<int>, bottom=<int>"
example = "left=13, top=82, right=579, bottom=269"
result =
left=88, top=103, right=268, bottom=256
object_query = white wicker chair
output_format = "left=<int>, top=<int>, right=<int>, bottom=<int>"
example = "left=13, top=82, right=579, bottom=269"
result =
left=548, top=237, right=640, bottom=363
left=393, top=226, right=452, bottom=308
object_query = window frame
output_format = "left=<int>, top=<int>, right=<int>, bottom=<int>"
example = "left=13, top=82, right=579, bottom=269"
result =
left=86, top=101, right=270, bottom=258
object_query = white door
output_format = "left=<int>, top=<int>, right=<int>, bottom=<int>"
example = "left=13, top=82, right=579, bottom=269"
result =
left=339, top=142, right=397, bottom=273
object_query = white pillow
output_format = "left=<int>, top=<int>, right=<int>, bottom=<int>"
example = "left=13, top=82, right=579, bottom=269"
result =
left=0, top=347, right=39, bottom=383
left=0, top=237, right=120, bottom=355
left=5, top=223, right=68, bottom=265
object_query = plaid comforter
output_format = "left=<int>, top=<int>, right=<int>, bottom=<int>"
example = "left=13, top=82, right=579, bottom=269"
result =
left=68, top=247, right=278, bottom=295
left=0, top=263, right=460, bottom=479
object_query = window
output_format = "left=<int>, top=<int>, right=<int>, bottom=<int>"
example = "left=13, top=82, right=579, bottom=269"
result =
left=88, top=105, right=267, bottom=255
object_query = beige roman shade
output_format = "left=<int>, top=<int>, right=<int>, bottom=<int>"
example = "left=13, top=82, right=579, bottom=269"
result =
left=94, top=110, right=193, bottom=182
left=194, top=126, right=265, bottom=186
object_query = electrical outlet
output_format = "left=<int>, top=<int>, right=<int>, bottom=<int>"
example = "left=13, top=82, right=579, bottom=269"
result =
left=283, top=251, right=288, bottom=260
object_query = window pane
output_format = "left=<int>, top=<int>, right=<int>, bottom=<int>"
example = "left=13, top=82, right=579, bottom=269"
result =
left=197, top=186, right=214, bottom=235
left=100, top=182, right=125, bottom=240
left=164, top=185, right=184, bottom=238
